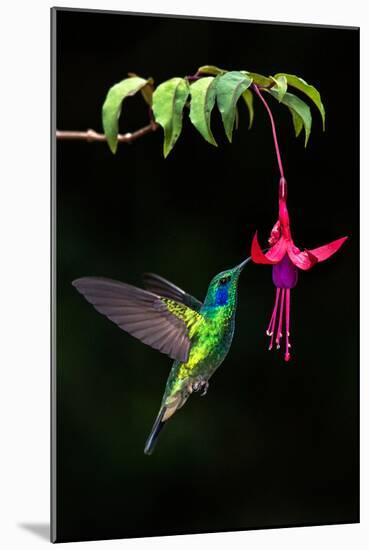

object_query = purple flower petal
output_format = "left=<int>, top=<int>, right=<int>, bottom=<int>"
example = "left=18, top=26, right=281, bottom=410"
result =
left=272, top=254, right=298, bottom=289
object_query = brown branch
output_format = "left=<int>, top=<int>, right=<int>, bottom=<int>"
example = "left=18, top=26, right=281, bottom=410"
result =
left=56, top=122, right=159, bottom=144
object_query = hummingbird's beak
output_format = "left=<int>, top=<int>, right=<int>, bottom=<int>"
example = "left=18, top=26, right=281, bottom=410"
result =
left=237, top=255, right=252, bottom=272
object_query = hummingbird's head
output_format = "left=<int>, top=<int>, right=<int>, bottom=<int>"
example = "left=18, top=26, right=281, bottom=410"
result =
left=204, top=256, right=252, bottom=308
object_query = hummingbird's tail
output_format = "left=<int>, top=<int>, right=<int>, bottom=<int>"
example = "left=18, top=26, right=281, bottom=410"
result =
left=144, top=407, right=167, bottom=455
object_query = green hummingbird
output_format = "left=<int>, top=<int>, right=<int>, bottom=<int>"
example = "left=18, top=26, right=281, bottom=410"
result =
left=72, top=256, right=251, bottom=455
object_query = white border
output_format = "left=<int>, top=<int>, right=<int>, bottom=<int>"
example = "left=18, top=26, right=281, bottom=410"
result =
left=0, top=1, right=366, bottom=548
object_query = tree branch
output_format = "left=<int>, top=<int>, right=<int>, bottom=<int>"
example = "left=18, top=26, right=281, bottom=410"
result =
left=56, top=122, right=159, bottom=144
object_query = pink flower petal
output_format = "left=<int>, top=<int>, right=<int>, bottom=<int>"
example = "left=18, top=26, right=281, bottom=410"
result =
left=308, top=236, right=348, bottom=263
left=265, top=237, right=287, bottom=263
left=268, top=220, right=281, bottom=245
left=251, top=232, right=275, bottom=264
left=278, top=197, right=290, bottom=230
left=251, top=232, right=288, bottom=264
left=287, top=242, right=318, bottom=270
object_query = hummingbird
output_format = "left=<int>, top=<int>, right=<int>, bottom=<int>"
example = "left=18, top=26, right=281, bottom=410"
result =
left=72, top=256, right=251, bottom=455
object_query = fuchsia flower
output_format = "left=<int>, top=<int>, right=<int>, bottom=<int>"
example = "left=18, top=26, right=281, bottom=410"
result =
left=250, top=83, right=348, bottom=362
left=251, top=176, right=347, bottom=361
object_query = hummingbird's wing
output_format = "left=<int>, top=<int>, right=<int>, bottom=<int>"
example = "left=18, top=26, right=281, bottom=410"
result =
left=142, top=273, right=203, bottom=312
left=72, top=277, right=204, bottom=363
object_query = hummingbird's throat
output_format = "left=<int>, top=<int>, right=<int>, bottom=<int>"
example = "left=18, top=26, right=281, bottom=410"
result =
left=215, top=285, right=229, bottom=306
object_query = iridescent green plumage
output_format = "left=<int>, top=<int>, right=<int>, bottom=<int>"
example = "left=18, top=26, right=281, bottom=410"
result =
left=143, top=258, right=251, bottom=454
left=72, top=256, right=251, bottom=455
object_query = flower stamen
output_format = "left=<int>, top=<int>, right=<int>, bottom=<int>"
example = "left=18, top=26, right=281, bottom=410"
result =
left=267, top=287, right=280, bottom=337
left=285, top=288, right=291, bottom=361
left=276, top=288, right=285, bottom=349
left=265, top=287, right=292, bottom=361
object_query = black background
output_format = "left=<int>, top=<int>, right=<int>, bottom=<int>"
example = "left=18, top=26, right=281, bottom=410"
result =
left=54, top=8, right=359, bottom=543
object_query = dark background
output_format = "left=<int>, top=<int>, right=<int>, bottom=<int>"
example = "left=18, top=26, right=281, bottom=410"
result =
left=54, top=8, right=359, bottom=543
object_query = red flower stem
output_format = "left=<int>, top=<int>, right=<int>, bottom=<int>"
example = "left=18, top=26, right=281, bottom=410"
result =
left=252, top=84, right=285, bottom=180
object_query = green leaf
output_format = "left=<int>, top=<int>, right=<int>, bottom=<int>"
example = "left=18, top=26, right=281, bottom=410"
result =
left=140, top=80, right=154, bottom=107
left=128, top=73, right=155, bottom=106
left=102, top=76, right=148, bottom=153
left=197, top=65, right=226, bottom=76
left=152, top=77, right=190, bottom=158
left=189, top=77, right=218, bottom=146
left=289, top=108, right=304, bottom=138
left=274, top=73, right=325, bottom=129
left=241, top=88, right=254, bottom=129
left=235, top=106, right=239, bottom=130
left=242, top=71, right=272, bottom=87
left=267, top=89, right=312, bottom=146
left=216, top=71, right=253, bottom=142
left=271, top=75, right=287, bottom=102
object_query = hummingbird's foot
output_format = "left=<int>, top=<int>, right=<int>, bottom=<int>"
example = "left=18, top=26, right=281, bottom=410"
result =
left=192, top=378, right=209, bottom=397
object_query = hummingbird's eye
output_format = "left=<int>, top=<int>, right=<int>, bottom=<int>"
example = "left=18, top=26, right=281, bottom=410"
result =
left=219, top=276, right=230, bottom=285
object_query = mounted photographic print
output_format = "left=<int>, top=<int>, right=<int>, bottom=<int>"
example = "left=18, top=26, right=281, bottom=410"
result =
left=51, top=7, right=359, bottom=543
